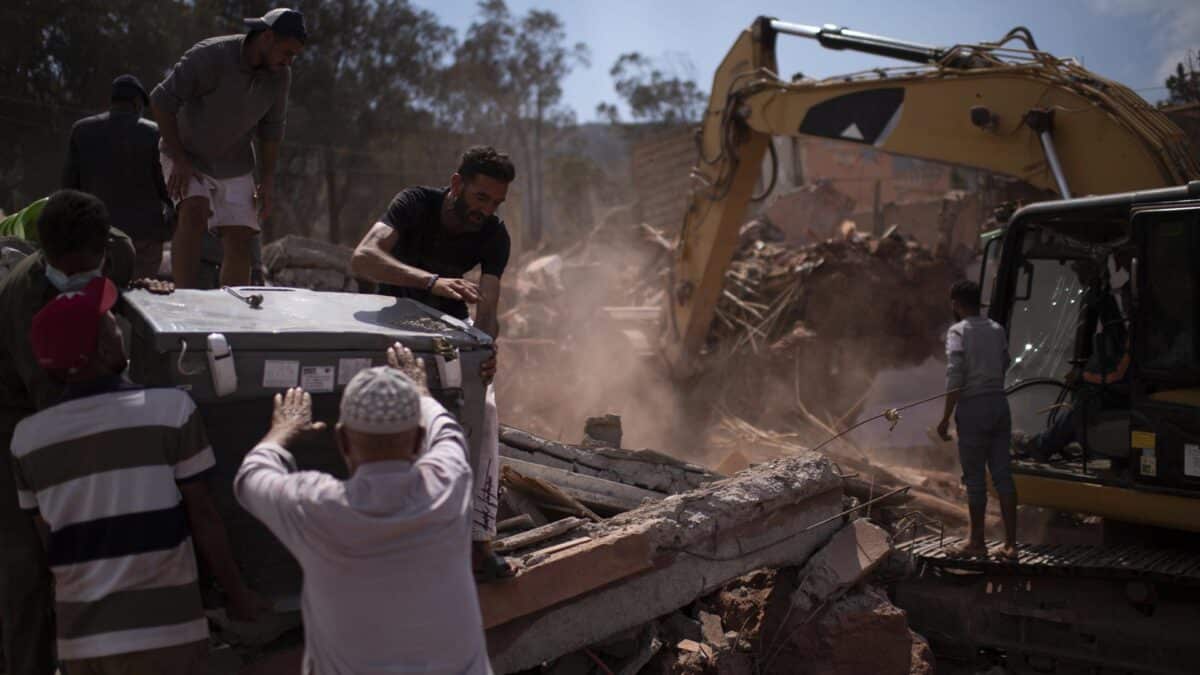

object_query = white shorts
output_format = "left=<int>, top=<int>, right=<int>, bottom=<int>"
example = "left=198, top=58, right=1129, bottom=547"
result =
left=161, top=153, right=259, bottom=232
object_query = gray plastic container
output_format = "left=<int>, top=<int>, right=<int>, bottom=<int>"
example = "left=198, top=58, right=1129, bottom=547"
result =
left=120, top=287, right=493, bottom=597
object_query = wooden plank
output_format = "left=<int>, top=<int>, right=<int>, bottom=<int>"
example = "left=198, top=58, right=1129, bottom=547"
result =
left=502, top=466, right=602, bottom=522
left=501, top=482, right=550, bottom=526
left=479, top=531, right=657, bottom=629
left=534, top=536, right=591, bottom=558
left=494, top=517, right=585, bottom=554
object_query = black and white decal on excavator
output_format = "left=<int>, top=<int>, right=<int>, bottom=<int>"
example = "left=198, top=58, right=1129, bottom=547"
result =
left=797, top=88, right=904, bottom=147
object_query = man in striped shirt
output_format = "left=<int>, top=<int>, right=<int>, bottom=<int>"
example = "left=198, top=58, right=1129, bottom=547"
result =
left=10, top=276, right=257, bottom=672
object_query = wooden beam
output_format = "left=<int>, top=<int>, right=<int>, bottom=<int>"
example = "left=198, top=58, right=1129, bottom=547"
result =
left=494, top=517, right=585, bottom=554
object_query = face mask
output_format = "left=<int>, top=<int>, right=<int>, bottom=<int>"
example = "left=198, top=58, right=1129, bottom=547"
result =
left=45, top=262, right=103, bottom=292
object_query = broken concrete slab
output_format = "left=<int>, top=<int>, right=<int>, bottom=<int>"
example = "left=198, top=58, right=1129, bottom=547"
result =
left=484, top=449, right=843, bottom=673
left=790, top=518, right=892, bottom=611
left=500, top=425, right=719, bottom=495
left=811, top=585, right=916, bottom=675
left=501, top=456, right=663, bottom=513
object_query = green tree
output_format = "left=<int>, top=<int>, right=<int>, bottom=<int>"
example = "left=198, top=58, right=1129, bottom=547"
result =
left=0, top=0, right=205, bottom=210
left=276, top=0, right=454, bottom=243
left=1165, top=51, right=1200, bottom=105
left=444, top=0, right=589, bottom=244
left=598, top=52, right=706, bottom=126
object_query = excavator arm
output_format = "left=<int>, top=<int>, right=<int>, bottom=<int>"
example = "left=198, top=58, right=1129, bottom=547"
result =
left=663, top=17, right=1200, bottom=375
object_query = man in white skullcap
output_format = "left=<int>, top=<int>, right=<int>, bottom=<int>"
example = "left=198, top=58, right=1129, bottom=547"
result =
left=234, top=343, right=491, bottom=674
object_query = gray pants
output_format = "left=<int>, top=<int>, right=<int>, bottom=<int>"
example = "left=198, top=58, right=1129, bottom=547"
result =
left=0, top=432, right=56, bottom=675
left=955, top=393, right=1016, bottom=508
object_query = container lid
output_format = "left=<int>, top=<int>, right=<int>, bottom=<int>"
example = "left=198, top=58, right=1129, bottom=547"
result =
left=121, top=287, right=491, bottom=352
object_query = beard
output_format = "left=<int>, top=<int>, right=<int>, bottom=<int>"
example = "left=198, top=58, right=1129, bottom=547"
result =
left=452, top=193, right=486, bottom=226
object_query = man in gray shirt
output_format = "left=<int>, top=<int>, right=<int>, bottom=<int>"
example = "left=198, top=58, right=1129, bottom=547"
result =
left=150, top=8, right=306, bottom=288
left=63, top=75, right=171, bottom=279
left=235, top=345, right=491, bottom=674
left=937, top=280, right=1018, bottom=560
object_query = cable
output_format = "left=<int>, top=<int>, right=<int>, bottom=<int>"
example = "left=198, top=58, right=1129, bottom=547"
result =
left=749, top=137, right=778, bottom=202
left=808, top=387, right=962, bottom=455
left=176, top=339, right=205, bottom=376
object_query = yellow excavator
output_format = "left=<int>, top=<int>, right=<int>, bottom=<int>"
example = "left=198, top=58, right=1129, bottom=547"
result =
left=664, top=17, right=1200, bottom=530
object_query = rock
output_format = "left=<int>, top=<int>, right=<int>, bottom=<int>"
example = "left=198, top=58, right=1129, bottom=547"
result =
left=271, top=266, right=356, bottom=292
left=814, top=586, right=914, bottom=675
left=583, top=413, right=623, bottom=448
left=908, top=630, right=936, bottom=675
left=677, top=639, right=714, bottom=659
left=790, top=519, right=892, bottom=611
left=262, top=234, right=352, bottom=273
left=698, top=611, right=726, bottom=647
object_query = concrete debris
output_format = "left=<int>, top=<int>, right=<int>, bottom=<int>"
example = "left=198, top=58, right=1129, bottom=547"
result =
left=262, top=235, right=360, bottom=292
left=501, top=455, right=663, bottom=514
left=698, top=611, right=726, bottom=647
left=500, top=425, right=720, bottom=496
left=582, top=413, right=623, bottom=448
left=909, top=630, right=937, bottom=675
left=644, top=570, right=933, bottom=675
left=483, top=449, right=843, bottom=672
left=789, top=518, right=892, bottom=612
left=676, top=639, right=714, bottom=658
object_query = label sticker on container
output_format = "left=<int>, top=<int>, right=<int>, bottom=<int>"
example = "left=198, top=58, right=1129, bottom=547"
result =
left=301, top=366, right=335, bottom=393
left=337, top=358, right=372, bottom=385
left=1140, top=448, right=1157, bottom=477
left=263, top=360, right=299, bottom=388
left=1185, top=444, right=1200, bottom=478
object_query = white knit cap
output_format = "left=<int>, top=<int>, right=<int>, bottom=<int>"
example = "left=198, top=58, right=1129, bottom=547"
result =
left=339, top=366, right=421, bottom=434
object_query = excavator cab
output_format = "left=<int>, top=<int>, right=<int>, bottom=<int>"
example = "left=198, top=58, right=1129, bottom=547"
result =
left=988, top=182, right=1200, bottom=531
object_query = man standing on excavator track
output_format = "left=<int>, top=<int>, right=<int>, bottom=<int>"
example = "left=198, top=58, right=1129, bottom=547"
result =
left=937, top=280, right=1019, bottom=560
left=351, top=145, right=514, bottom=582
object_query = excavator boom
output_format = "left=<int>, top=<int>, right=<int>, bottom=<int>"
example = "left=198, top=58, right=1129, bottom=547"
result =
left=664, top=17, right=1200, bottom=374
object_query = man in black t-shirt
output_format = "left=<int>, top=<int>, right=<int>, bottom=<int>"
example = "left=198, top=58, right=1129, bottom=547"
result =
left=351, top=145, right=515, bottom=580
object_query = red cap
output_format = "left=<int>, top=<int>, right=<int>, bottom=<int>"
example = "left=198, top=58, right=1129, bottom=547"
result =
left=30, top=277, right=119, bottom=373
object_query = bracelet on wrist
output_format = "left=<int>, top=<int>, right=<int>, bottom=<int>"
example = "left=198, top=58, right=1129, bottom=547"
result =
left=425, top=274, right=439, bottom=292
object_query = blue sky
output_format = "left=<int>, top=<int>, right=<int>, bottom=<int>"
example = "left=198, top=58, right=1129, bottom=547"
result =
left=412, top=0, right=1199, bottom=122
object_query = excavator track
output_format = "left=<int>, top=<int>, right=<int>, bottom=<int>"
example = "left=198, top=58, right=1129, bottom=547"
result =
left=900, top=534, right=1200, bottom=586
left=893, top=534, right=1200, bottom=674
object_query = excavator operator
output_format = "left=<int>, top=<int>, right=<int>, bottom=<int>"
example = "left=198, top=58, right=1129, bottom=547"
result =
left=1017, top=255, right=1132, bottom=461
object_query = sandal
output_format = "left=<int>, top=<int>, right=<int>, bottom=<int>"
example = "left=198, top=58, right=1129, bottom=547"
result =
left=996, top=544, right=1020, bottom=562
left=944, top=541, right=988, bottom=558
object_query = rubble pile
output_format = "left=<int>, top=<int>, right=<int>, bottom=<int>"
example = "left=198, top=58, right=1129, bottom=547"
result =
left=477, top=421, right=937, bottom=674
left=262, top=235, right=362, bottom=292
left=497, top=216, right=961, bottom=449
left=713, top=220, right=959, bottom=367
